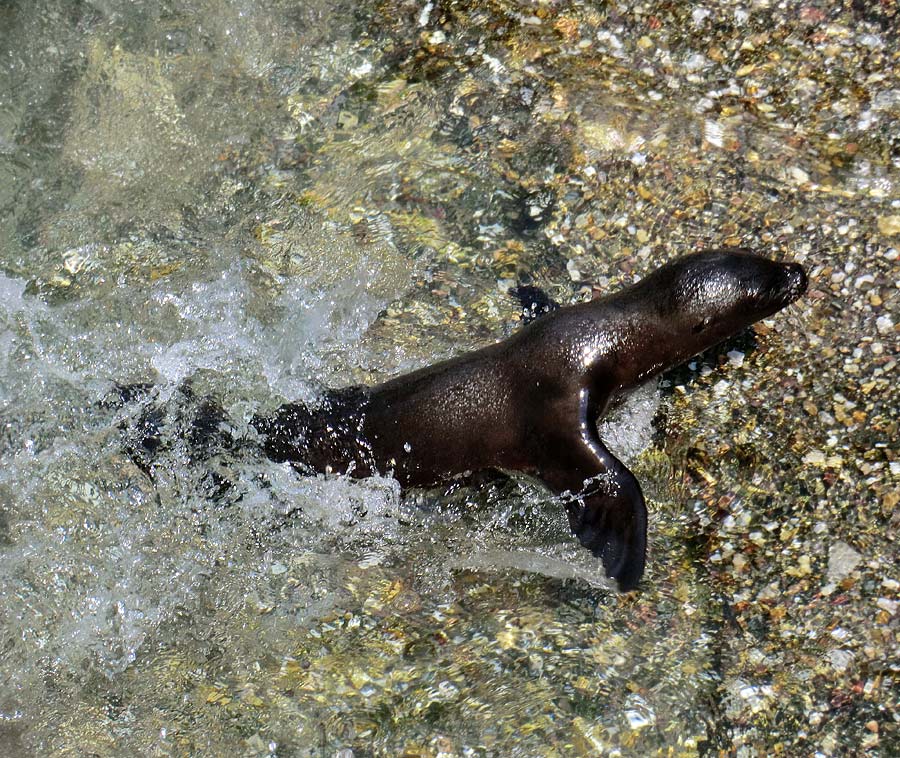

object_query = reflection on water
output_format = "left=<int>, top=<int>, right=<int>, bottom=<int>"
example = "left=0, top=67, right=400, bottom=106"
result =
left=1, top=1, right=897, bottom=755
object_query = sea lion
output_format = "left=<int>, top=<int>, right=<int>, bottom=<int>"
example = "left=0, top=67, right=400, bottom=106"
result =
left=252, top=249, right=807, bottom=590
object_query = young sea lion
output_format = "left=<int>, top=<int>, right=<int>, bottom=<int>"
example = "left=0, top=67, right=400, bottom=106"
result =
left=252, top=249, right=807, bottom=590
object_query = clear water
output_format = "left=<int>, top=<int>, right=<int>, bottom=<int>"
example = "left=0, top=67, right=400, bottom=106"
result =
left=1, top=1, right=896, bottom=756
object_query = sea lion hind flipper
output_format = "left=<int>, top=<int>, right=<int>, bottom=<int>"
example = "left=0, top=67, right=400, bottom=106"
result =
left=508, top=285, right=561, bottom=324
left=188, top=398, right=234, bottom=458
left=120, top=404, right=165, bottom=476
left=100, top=381, right=157, bottom=409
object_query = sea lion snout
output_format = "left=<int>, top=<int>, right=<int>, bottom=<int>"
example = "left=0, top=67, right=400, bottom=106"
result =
left=760, top=260, right=807, bottom=311
left=782, top=261, right=808, bottom=302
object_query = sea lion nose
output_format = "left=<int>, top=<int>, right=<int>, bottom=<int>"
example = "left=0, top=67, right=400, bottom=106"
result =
left=784, top=262, right=808, bottom=300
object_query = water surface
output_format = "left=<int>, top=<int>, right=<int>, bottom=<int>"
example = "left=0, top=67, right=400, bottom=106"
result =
left=1, top=1, right=897, bottom=755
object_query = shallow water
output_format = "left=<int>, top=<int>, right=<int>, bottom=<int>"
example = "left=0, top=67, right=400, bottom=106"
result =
left=1, top=1, right=897, bottom=756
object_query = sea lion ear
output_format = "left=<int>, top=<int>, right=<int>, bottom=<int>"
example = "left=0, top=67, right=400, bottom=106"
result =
left=508, top=285, right=561, bottom=324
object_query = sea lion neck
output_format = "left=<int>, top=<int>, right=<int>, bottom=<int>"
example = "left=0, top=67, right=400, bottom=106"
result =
left=572, top=250, right=808, bottom=393
left=590, top=290, right=695, bottom=391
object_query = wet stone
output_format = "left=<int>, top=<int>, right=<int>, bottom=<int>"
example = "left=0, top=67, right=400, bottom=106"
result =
left=827, top=541, right=863, bottom=583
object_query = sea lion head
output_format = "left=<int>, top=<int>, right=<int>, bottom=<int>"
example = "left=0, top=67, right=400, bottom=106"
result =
left=655, top=249, right=807, bottom=347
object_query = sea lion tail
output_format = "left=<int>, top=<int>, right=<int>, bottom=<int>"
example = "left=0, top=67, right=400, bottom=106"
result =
left=250, top=402, right=315, bottom=464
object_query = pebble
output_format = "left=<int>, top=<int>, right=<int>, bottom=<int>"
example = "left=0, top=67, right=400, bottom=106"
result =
left=713, top=379, right=730, bottom=395
left=876, top=215, right=900, bottom=236
left=803, top=450, right=826, bottom=465
left=788, top=166, right=810, bottom=185
left=726, top=349, right=745, bottom=367
left=875, top=315, right=893, bottom=334
left=828, top=649, right=854, bottom=673
left=827, top=541, right=862, bottom=582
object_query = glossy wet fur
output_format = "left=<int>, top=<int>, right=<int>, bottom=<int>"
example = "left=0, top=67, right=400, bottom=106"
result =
left=254, top=249, right=807, bottom=590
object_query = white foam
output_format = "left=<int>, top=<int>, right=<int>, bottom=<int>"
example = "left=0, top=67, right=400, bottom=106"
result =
left=599, top=379, right=661, bottom=464
left=0, top=240, right=412, bottom=700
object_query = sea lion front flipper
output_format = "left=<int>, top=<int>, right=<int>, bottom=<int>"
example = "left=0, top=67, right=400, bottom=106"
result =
left=508, top=285, right=561, bottom=324
left=540, top=397, right=647, bottom=591
left=568, top=456, right=647, bottom=592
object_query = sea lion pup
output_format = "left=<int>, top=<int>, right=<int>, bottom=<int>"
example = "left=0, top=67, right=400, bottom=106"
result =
left=252, top=249, right=807, bottom=591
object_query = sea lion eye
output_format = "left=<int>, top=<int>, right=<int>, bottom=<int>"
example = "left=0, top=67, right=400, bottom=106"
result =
left=692, top=317, right=711, bottom=334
